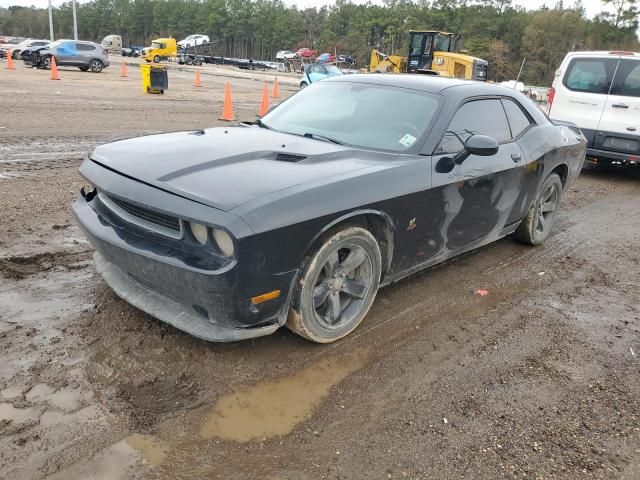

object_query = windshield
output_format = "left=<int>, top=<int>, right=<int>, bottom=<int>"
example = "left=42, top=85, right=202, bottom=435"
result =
left=261, top=81, right=440, bottom=152
left=46, top=40, right=63, bottom=49
left=325, top=65, right=341, bottom=75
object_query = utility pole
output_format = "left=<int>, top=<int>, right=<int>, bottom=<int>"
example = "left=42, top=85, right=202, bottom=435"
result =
left=48, top=0, right=54, bottom=42
left=72, top=0, right=78, bottom=40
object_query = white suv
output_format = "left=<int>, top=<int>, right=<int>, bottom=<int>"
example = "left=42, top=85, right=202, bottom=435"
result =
left=548, top=51, right=640, bottom=165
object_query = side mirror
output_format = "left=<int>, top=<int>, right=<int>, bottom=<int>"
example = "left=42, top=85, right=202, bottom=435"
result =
left=454, top=134, right=499, bottom=165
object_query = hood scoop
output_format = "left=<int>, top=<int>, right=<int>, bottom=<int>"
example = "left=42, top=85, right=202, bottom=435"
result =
left=274, top=152, right=307, bottom=163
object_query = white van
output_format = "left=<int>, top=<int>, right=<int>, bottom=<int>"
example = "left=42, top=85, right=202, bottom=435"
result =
left=548, top=51, right=640, bottom=165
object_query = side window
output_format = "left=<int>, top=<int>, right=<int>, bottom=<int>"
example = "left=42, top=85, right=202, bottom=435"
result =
left=502, top=98, right=533, bottom=138
left=563, top=58, right=617, bottom=94
left=437, top=99, right=511, bottom=154
left=610, top=59, right=640, bottom=97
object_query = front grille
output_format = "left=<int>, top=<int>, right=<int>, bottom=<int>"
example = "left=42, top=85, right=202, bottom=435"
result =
left=104, top=194, right=181, bottom=234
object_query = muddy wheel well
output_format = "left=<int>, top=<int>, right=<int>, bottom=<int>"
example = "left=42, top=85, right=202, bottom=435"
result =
left=550, top=163, right=569, bottom=188
left=309, top=214, right=394, bottom=279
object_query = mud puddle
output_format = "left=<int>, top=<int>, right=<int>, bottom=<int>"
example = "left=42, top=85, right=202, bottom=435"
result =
left=200, top=349, right=370, bottom=442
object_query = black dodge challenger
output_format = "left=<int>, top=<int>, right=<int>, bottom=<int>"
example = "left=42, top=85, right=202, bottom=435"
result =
left=74, top=75, right=587, bottom=343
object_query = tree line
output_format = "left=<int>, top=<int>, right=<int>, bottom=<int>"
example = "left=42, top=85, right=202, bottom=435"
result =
left=1, top=0, right=638, bottom=85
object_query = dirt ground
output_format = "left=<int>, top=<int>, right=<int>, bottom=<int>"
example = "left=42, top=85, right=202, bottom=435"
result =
left=1, top=62, right=639, bottom=480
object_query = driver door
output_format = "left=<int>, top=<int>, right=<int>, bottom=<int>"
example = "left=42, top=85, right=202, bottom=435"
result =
left=429, top=98, right=526, bottom=253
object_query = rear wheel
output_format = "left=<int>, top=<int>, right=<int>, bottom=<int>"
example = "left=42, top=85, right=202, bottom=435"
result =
left=287, top=227, right=382, bottom=343
left=513, top=173, right=563, bottom=245
left=79, top=66, right=89, bottom=71
left=300, top=81, right=308, bottom=90
left=90, top=59, right=103, bottom=73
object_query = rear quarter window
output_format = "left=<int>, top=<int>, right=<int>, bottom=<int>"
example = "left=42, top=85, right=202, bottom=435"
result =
left=502, top=98, right=533, bottom=138
left=563, top=57, right=618, bottom=94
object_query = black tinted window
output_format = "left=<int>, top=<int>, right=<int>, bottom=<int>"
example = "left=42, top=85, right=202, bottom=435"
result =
left=437, top=99, right=510, bottom=154
left=76, top=43, right=95, bottom=51
left=563, top=58, right=617, bottom=94
left=611, top=59, right=640, bottom=97
left=502, top=99, right=533, bottom=138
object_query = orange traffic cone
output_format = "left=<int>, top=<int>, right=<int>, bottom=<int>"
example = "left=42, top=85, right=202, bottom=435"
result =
left=6, top=50, right=15, bottom=70
left=271, top=77, right=279, bottom=98
left=193, top=68, right=202, bottom=87
left=219, top=81, right=235, bottom=121
left=50, top=56, right=60, bottom=80
left=258, top=82, right=269, bottom=116
left=120, top=60, right=128, bottom=78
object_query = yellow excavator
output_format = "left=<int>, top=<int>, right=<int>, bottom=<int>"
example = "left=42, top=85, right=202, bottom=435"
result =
left=370, top=31, right=488, bottom=82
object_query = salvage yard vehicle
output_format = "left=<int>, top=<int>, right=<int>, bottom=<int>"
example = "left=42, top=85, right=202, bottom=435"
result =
left=24, top=40, right=109, bottom=72
left=7, top=38, right=49, bottom=59
left=178, top=34, right=210, bottom=48
left=73, top=75, right=586, bottom=344
left=143, top=38, right=177, bottom=63
left=101, top=34, right=122, bottom=55
left=300, top=63, right=343, bottom=88
left=548, top=51, right=640, bottom=166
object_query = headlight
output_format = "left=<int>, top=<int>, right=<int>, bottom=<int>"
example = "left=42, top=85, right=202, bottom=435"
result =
left=212, top=228, right=234, bottom=257
left=190, top=222, right=208, bottom=245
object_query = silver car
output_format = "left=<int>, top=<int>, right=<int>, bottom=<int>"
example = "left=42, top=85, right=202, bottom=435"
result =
left=36, top=40, right=110, bottom=72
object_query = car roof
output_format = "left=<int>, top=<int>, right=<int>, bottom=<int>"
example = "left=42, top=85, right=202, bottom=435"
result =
left=323, top=74, right=494, bottom=94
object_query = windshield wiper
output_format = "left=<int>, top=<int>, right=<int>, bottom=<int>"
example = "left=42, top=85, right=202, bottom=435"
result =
left=303, top=132, right=345, bottom=145
left=255, top=119, right=271, bottom=129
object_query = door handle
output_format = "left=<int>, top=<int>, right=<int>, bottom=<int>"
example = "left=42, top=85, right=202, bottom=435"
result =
left=612, top=103, right=629, bottom=109
left=511, top=153, right=522, bottom=163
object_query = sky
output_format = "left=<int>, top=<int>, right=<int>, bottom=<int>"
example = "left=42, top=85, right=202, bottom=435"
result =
left=0, top=0, right=610, bottom=16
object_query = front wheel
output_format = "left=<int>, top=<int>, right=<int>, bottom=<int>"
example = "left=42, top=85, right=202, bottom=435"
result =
left=513, top=173, right=563, bottom=245
left=12, top=51, right=20, bottom=60
left=300, top=81, right=308, bottom=90
left=41, top=56, right=52, bottom=70
left=287, top=227, right=382, bottom=343
left=153, top=55, right=161, bottom=63
left=90, top=59, right=103, bottom=73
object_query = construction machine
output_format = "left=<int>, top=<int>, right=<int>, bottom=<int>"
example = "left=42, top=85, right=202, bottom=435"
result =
left=370, top=31, right=488, bottom=82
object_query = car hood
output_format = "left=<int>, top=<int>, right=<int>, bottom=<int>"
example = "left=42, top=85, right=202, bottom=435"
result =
left=90, top=127, right=394, bottom=212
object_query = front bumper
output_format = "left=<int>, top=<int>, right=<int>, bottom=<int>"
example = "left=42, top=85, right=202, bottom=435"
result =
left=72, top=160, right=296, bottom=342
left=93, top=253, right=278, bottom=341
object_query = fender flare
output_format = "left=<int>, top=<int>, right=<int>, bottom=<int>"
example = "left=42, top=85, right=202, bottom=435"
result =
left=304, top=209, right=396, bottom=276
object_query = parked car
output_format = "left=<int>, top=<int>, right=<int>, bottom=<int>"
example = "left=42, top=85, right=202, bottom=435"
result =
left=316, top=53, right=335, bottom=64
left=300, top=63, right=342, bottom=89
left=177, top=34, right=210, bottom=49
left=337, top=54, right=355, bottom=65
left=101, top=35, right=122, bottom=55
left=73, top=75, right=586, bottom=344
left=548, top=50, right=640, bottom=166
left=7, top=38, right=49, bottom=60
left=121, top=46, right=142, bottom=57
left=296, top=47, right=317, bottom=58
left=276, top=50, right=297, bottom=60
left=25, top=40, right=109, bottom=72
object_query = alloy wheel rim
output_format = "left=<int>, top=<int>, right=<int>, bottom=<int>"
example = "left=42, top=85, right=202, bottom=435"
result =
left=312, top=244, right=372, bottom=329
left=535, top=184, right=558, bottom=235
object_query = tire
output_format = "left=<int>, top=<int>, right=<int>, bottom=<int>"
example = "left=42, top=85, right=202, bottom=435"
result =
left=513, top=173, right=563, bottom=246
left=12, top=51, right=20, bottom=60
left=287, top=226, right=382, bottom=343
left=300, top=81, right=308, bottom=90
left=90, top=60, right=103, bottom=73
left=41, top=56, right=52, bottom=70
left=79, top=66, right=89, bottom=71
left=153, top=55, right=161, bottom=63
